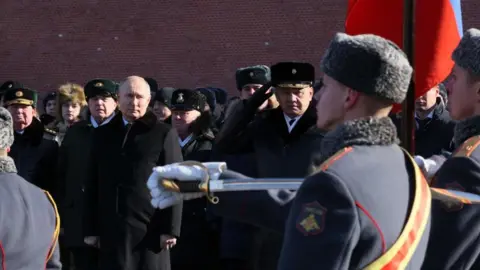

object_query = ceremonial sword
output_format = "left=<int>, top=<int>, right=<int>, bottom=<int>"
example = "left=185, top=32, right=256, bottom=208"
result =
left=159, top=166, right=304, bottom=204
left=159, top=167, right=480, bottom=204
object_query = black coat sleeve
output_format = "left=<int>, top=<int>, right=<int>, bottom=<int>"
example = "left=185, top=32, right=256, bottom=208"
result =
left=155, top=128, right=184, bottom=237
left=278, top=171, right=359, bottom=270
left=209, top=170, right=291, bottom=234
left=214, top=100, right=257, bottom=154
left=432, top=156, right=480, bottom=194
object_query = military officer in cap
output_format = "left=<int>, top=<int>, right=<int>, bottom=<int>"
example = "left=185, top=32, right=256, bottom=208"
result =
left=421, top=28, right=480, bottom=269
left=0, top=107, right=61, bottom=269
left=153, top=87, right=176, bottom=124
left=213, top=62, right=323, bottom=270
left=148, top=33, right=430, bottom=270
left=3, top=87, right=59, bottom=193
left=57, top=78, right=118, bottom=269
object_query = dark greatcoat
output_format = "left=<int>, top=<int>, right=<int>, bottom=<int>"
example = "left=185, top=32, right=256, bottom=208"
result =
left=214, top=102, right=324, bottom=270
left=84, top=111, right=183, bottom=270
left=9, top=117, right=59, bottom=193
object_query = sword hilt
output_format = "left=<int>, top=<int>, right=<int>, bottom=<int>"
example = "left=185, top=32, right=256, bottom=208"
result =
left=160, top=179, right=206, bottom=193
left=161, top=179, right=219, bottom=204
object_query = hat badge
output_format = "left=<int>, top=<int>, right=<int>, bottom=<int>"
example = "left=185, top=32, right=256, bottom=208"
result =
left=292, top=69, right=297, bottom=74
left=7, top=84, right=13, bottom=88
left=177, top=93, right=184, bottom=103
left=94, top=82, right=104, bottom=87
left=249, top=72, right=255, bottom=77
left=15, top=91, right=23, bottom=97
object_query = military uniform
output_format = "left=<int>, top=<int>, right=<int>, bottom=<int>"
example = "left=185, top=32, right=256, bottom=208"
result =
left=278, top=33, right=430, bottom=269
left=214, top=62, right=323, bottom=270
left=3, top=87, right=59, bottom=193
left=0, top=107, right=61, bottom=269
left=425, top=29, right=480, bottom=269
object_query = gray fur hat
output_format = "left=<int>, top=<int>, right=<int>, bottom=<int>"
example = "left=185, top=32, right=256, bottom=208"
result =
left=0, top=107, right=14, bottom=149
left=452, top=28, right=480, bottom=76
left=321, top=32, right=413, bottom=103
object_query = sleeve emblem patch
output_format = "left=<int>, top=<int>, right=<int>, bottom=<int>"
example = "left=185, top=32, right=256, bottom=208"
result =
left=296, top=201, right=326, bottom=236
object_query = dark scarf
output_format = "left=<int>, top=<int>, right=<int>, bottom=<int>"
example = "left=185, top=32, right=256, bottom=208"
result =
left=0, top=156, right=17, bottom=174
left=318, top=117, right=399, bottom=164
left=453, top=115, right=480, bottom=148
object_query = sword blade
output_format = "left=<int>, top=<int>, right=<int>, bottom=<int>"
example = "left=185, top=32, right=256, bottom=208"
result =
left=208, top=178, right=303, bottom=192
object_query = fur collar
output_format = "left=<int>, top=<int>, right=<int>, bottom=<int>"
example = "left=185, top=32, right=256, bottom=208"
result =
left=453, top=115, right=480, bottom=148
left=0, top=156, right=17, bottom=174
left=319, top=117, right=399, bottom=162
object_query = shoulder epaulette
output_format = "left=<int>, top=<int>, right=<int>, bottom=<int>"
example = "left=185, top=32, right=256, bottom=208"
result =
left=44, top=128, right=57, bottom=135
left=453, top=135, right=480, bottom=158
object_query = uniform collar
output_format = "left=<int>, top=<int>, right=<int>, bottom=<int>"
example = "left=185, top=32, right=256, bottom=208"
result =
left=283, top=113, right=302, bottom=133
left=453, top=115, right=480, bottom=148
left=90, top=113, right=116, bottom=128
left=319, top=117, right=399, bottom=162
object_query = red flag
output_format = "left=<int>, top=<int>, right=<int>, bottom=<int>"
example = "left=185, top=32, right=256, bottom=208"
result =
left=345, top=0, right=463, bottom=112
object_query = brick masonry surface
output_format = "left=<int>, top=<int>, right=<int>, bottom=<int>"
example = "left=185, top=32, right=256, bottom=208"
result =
left=0, top=0, right=478, bottom=101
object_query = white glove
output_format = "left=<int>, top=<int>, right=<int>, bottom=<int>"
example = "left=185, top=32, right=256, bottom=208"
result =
left=414, top=155, right=446, bottom=179
left=147, top=162, right=226, bottom=209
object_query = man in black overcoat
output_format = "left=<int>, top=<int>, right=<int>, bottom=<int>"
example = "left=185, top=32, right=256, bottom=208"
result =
left=84, top=75, right=183, bottom=270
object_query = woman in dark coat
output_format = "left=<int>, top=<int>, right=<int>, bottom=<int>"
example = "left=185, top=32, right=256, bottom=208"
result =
left=169, top=89, right=220, bottom=270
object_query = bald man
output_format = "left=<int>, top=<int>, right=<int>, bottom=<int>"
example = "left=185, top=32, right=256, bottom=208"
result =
left=83, top=76, right=184, bottom=270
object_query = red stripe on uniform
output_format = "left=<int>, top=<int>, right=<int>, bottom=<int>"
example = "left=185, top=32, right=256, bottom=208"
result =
left=381, top=177, right=429, bottom=270
left=355, top=201, right=386, bottom=253
left=0, top=241, right=5, bottom=270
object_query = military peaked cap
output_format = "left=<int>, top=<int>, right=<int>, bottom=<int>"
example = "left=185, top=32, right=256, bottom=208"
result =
left=271, top=62, right=315, bottom=89
left=171, top=89, right=206, bottom=112
left=84, top=79, right=118, bottom=100
left=452, top=28, right=480, bottom=76
left=321, top=32, right=412, bottom=104
left=235, top=65, right=271, bottom=90
left=3, top=87, right=38, bottom=107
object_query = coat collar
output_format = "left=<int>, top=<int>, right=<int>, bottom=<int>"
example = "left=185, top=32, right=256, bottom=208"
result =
left=268, top=105, right=318, bottom=143
left=0, top=156, right=17, bottom=174
left=453, top=115, right=480, bottom=148
left=319, top=117, right=399, bottom=162
left=16, top=117, right=46, bottom=146
left=111, top=110, right=158, bottom=129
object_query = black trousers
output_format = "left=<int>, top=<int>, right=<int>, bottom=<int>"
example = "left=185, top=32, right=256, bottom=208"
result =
left=61, top=246, right=99, bottom=270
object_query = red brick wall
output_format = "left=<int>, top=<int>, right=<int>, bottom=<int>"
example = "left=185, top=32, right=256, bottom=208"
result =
left=0, top=0, right=478, bottom=96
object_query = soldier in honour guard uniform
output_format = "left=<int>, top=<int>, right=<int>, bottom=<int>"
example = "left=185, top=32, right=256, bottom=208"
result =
left=3, top=86, right=59, bottom=193
left=0, top=107, right=61, bottom=269
left=421, top=28, right=480, bottom=270
left=147, top=32, right=431, bottom=270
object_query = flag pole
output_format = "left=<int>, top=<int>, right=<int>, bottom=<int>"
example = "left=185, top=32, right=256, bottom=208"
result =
left=401, top=0, right=416, bottom=154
